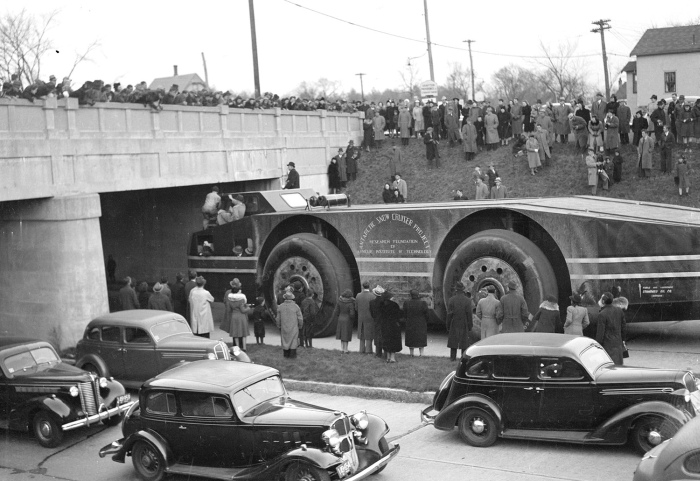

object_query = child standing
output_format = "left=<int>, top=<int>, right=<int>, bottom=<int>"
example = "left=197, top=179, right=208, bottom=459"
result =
left=301, top=290, right=319, bottom=348
left=251, top=297, right=267, bottom=345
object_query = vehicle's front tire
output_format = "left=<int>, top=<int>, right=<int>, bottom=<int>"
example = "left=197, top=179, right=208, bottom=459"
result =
left=263, top=233, right=353, bottom=337
left=101, top=413, right=123, bottom=427
left=132, top=440, right=165, bottom=481
left=284, top=462, right=331, bottom=481
left=457, top=408, right=498, bottom=447
left=630, top=415, right=679, bottom=454
left=32, top=411, right=63, bottom=448
left=81, top=362, right=103, bottom=377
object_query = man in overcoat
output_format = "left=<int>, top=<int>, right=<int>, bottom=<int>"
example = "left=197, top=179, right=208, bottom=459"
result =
left=370, top=286, right=385, bottom=358
left=446, top=282, right=473, bottom=361
left=596, top=292, right=626, bottom=365
left=475, top=286, right=503, bottom=339
left=283, top=162, right=299, bottom=189
left=356, top=281, right=375, bottom=354
left=276, top=291, right=303, bottom=358
left=592, top=93, right=608, bottom=137
left=638, top=130, right=654, bottom=178
left=554, top=97, right=572, bottom=143
left=603, top=111, right=620, bottom=153
left=569, top=113, right=589, bottom=153
left=500, top=281, right=531, bottom=333
left=617, top=100, right=632, bottom=144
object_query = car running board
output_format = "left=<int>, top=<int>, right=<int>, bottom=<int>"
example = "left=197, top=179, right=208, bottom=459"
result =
left=501, top=429, right=604, bottom=443
left=167, top=463, right=255, bottom=480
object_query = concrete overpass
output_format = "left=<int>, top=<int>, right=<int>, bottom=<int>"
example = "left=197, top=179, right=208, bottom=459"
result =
left=0, top=98, right=363, bottom=348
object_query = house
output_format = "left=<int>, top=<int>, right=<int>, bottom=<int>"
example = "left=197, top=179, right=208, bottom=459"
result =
left=150, top=73, right=207, bottom=92
left=628, top=25, right=700, bottom=110
left=620, top=61, right=636, bottom=108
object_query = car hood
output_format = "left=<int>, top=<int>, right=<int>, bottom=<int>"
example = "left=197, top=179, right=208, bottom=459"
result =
left=9, top=361, right=92, bottom=382
left=597, top=365, right=685, bottom=386
left=156, top=334, right=220, bottom=349
left=249, top=398, right=339, bottom=427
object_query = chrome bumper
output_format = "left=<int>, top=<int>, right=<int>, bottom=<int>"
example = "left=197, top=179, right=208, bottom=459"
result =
left=99, top=438, right=125, bottom=458
left=344, top=445, right=400, bottom=481
left=63, top=401, right=136, bottom=431
left=421, top=406, right=438, bottom=425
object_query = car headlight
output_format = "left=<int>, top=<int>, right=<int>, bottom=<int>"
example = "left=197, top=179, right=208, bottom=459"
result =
left=231, top=346, right=241, bottom=356
left=99, top=377, right=109, bottom=388
left=69, top=386, right=80, bottom=397
left=207, top=353, right=217, bottom=360
left=351, top=412, right=369, bottom=430
left=322, top=429, right=341, bottom=448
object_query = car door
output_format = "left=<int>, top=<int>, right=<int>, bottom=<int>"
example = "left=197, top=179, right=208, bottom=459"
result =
left=121, top=327, right=158, bottom=382
left=99, top=325, right=125, bottom=378
left=164, top=391, right=237, bottom=467
left=534, top=357, right=595, bottom=430
left=492, top=356, right=538, bottom=429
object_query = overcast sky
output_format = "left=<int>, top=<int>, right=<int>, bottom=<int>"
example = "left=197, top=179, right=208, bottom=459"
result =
left=14, top=0, right=698, bottom=97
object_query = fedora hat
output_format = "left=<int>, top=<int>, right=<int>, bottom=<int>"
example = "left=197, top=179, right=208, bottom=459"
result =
left=230, top=278, right=242, bottom=289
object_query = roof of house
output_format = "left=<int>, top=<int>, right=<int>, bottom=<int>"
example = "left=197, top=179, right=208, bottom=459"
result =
left=149, top=73, right=206, bottom=90
left=621, top=60, right=636, bottom=73
left=630, top=25, right=700, bottom=57
left=613, top=82, right=627, bottom=100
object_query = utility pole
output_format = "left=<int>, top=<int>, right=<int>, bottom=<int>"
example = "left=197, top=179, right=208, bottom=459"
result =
left=592, top=19, right=611, bottom=99
left=423, top=0, right=435, bottom=81
left=355, top=73, right=366, bottom=101
left=463, top=40, right=476, bottom=101
left=249, top=0, right=261, bottom=98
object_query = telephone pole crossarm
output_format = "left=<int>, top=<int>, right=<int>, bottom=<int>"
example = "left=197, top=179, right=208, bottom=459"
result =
left=591, top=19, right=611, bottom=99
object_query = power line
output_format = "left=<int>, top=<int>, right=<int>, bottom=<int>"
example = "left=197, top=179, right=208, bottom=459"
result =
left=281, top=0, right=628, bottom=60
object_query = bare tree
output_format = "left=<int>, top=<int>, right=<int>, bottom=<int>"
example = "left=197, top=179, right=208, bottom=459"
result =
left=443, top=62, right=472, bottom=100
left=294, top=80, right=318, bottom=99
left=399, top=62, right=421, bottom=99
left=66, top=39, right=101, bottom=79
left=534, top=40, right=590, bottom=101
left=0, top=9, right=58, bottom=85
left=315, top=77, right=340, bottom=99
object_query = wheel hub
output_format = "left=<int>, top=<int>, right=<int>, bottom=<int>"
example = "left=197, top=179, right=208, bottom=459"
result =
left=647, top=429, right=662, bottom=446
left=460, top=256, right=522, bottom=299
left=471, top=418, right=486, bottom=434
left=39, top=421, right=52, bottom=437
left=273, top=256, right=324, bottom=300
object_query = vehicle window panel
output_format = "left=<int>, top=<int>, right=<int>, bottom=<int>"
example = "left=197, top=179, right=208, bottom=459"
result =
left=180, top=392, right=232, bottom=418
left=5, top=351, right=35, bottom=374
left=579, top=344, right=613, bottom=374
left=31, top=347, right=59, bottom=365
left=149, top=319, right=191, bottom=342
left=233, top=376, right=286, bottom=414
left=125, top=328, right=152, bottom=344
left=146, top=392, right=177, bottom=415
left=466, top=358, right=491, bottom=378
left=492, top=357, right=531, bottom=380
left=685, top=452, right=700, bottom=473
left=280, top=193, right=307, bottom=208
left=87, top=327, right=100, bottom=340
left=101, top=326, right=121, bottom=343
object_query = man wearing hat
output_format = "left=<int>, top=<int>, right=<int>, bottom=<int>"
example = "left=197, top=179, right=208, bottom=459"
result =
left=592, top=93, right=608, bottom=136
left=189, top=276, right=215, bottom=338
left=346, top=139, right=361, bottom=180
left=446, top=281, right=473, bottom=361
left=649, top=100, right=667, bottom=146
left=475, top=285, right=503, bottom=339
left=489, top=177, right=507, bottom=199
left=500, top=281, right=531, bottom=333
left=283, top=162, right=299, bottom=189
left=554, top=96, right=573, bottom=144
left=356, top=281, right=375, bottom=354
left=596, top=292, right=627, bottom=365
left=370, top=286, right=385, bottom=358
left=119, top=276, right=139, bottom=311
left=148, top=282, right=173, bottom=312
left=276, top=289, right=303, bottom=358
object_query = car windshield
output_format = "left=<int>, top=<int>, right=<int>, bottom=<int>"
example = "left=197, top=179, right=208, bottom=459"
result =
left=4, top=346, right=60, bottom=377
left=149, top=319, right=192, bottom=342
left=232, top=376, right=286, bottom=414
left=579, top=343, right=613, bottom=374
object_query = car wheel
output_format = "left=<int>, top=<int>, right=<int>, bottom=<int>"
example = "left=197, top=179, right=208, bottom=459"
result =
left=443, top=229, right=558, bottom=334
left=82, top=363, right=102, bottom=377
left=631, top=415, right=679, bottom=454
left=458, top=408, right=498, bottom=447
left=32, top=411, right=63, bottom=448
left=284, top=462, right=331, bottom=481
left=371, top=436, right=390, bottom=475
left=101, top=413, right=123, bottom=427
left=132, top=440, right=165, bottom=481
left=263, top=233, right=353, bottom=337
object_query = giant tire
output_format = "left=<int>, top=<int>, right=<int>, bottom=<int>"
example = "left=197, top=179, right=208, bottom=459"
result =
left=443, top=229, right=558, bottom=331
left=263, top=233, right=353, bottom=337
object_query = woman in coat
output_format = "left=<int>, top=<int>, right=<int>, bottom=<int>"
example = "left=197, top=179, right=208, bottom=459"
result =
left=276, top=291, right=303, bottom=358
left=603, top=112, right=620, bottom=153
left=327, top=158, right=341, bottom=194
left=632, top=110, right=648, bottom=147
left=534, top=125, right=551, bottom=167
left=424, top=127, right=439, bottom=165
left=413, top=102, right=424, bottom=137
left=224, top=279, right=251, bottom=350
left=522, top=101, right=534, bottom=133
left=334, top=289, right=356, bottom=354
left=586, top=150, right=600, bottom=195
left=362, top=116, right=374, bottom=152
left=461, top=120, right=478, bottom=161
left=679, top=103, right=694, bottom=146
left=612, top=150, right=624, bottom=183
left=379, top=291, right=402, bottom=363
left=588, top=115, right=604, bottom=152
left=638, top=130, right=654, bottom=178
left=403, top=289, right=429, bottom=357
left=677, top=156, right=690, bottom=196
left=497, top=106, right=511, bottom=146
left=564, top=293, right=589, bottom=335
left=484, top=107, right=500, bottom=150
left=596, top=292, right=626, bottom=365
left=525, top=134, right=541, bottom=176
left=398, top=107, right=412, bottom=145
left=531, top=295, right=561, bottom=333
left=617, top=101, right=632, bottom=144
left=373, top=113, right=386, bottom=148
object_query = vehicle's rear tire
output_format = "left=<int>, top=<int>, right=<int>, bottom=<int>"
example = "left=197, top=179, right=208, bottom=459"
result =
left=81, top=362, right=102, bottom=377
left=371, top=436, right=390, bottom=475
left=284, top=462, right=331, bottom=481
left=457, top=408, right=499, bottom=447
left=263, top=233, right=353, bottom=337
left=630, top=415, right=679, bottom=454
left=443, top=229, right=558, bottom=333
left=132, top=440, right=165, bottom=481
left=33, top=411, right=63, bottom=448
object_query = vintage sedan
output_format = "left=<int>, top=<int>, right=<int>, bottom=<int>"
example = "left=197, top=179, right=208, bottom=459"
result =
left=633, top=414, right=700, bottom=480
left=422, top=333, right=700, bottom=454
left=75, top=310, right=249, bottom=388
left=100, top=360, right=399, bottom=481
left=0, top=337, right=133, bottom=447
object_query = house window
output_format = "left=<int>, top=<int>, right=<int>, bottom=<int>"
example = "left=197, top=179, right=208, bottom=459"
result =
left=664, top=72, right=676, bottom=93
left=633, top=72, right=637, bottom=94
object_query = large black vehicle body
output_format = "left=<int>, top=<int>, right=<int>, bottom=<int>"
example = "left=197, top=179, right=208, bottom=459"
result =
left=189, top=189, right=700, bottom=335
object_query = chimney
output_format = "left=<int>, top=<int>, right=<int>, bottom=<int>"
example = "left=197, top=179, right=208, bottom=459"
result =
left=173, top=65, right=178, bottom=76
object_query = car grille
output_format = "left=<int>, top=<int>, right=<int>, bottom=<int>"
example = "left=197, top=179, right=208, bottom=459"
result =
left=78, top=378, right=101, bottom=415
left=215, top=342, right=230, bottom=360
left=332, top=416, right=354, bottom=453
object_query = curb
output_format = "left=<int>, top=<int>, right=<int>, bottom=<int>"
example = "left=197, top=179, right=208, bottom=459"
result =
left=285, top=378, right=435, bottom=404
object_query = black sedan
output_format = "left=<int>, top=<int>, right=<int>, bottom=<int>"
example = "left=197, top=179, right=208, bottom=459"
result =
left=422, top=333, right=700, bottom=453
left=100, top=360, right=399, bottom=481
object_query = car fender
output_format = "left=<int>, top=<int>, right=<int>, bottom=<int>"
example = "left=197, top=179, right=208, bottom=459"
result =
left=9, top=396, right=75, bottom=431
left=433, top=393, right=503, bottom=431
left=432, top=371, right=456, bottom=412
left=355, top=413, right=391, bottom=471
left=75, top=354, right=110, bottom=378
left=113, top=429, right=174, bottom=465
left=279, top=446, right=343, bottom=470
left=590, top=401, right=691, bottom=443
